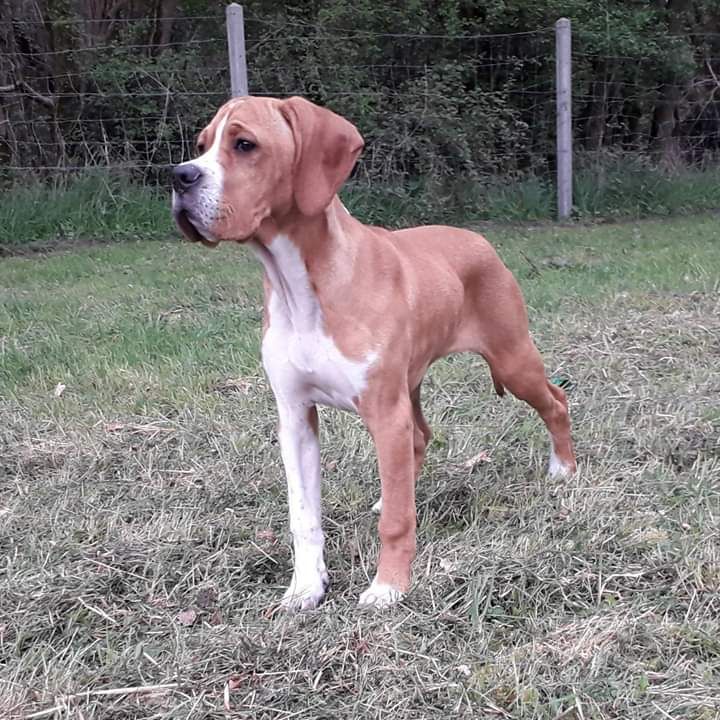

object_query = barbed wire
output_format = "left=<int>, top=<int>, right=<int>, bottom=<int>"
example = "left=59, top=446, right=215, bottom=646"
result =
left=1, top=86, right=559, bottom=101
left=3, top=164, right=179, bottom=170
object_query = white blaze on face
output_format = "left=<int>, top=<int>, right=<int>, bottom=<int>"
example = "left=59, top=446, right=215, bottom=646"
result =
left=173, top=113, right=229, bottom=239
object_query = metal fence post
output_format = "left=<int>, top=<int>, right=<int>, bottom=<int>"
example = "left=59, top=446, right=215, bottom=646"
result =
left=226, top=3, right=248, bottom=97
left=555, top=17, right=572, bottom=220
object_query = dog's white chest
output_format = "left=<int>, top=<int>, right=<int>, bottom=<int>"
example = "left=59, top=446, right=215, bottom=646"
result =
left=264, top=319, right=370, bottom=411
left=253, top=235, right=374, bottom=411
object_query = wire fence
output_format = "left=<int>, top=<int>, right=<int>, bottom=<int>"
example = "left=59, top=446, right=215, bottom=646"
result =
left=571, top=27, right=720, bottom=174
left=0, top=13, right=555, bottom=185
left=2, top=11, right=720, bottom=188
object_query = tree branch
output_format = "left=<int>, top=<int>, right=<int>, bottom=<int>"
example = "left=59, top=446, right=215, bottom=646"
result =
left=0, top=80, right=55, bottom=110
left=706, top=58, right=720, bottom=90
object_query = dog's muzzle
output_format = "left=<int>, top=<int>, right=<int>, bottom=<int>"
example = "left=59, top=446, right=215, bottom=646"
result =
left=173, top=207, right=208, bottom=244
left=172, top=163, right=203, bottom=195
left=171, top=161, right=222, bottom=247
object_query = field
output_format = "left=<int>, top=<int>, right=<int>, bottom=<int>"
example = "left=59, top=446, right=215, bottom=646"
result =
left=1, top=215, right=719, bottom=719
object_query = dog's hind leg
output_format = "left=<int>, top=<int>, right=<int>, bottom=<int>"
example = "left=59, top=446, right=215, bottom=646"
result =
left=485, top=336, right=576, bottom=476
left=458, top=268, right=576, bottom=476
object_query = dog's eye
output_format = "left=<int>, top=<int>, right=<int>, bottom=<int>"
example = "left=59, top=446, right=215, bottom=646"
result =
left=235, top=138, right=256, bottom=153
left=197, top=143, right=205, bottom=154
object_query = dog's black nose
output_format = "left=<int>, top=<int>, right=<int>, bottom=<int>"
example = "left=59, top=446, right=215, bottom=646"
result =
left=172, top=164, right=203, bottom=193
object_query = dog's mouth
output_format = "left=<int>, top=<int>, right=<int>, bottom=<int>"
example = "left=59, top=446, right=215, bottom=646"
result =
left=174, top=209, right=219, bottom=248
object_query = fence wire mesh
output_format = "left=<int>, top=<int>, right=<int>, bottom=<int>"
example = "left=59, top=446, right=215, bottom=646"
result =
left=0, top=14, right=555, bottom=185
left=571, top=29, right=720, bottom=173
left=2, top=12, right=720, bottom=187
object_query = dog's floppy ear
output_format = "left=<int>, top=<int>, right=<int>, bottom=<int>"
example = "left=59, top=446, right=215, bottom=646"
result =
left=280, top=96, right=364, bottom=217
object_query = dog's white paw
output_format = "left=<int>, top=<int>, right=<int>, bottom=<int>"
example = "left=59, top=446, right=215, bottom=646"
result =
left=358, top=579, right=403, bottom=608
left=280, top=573, right=329, bottom=611
left=371, top=498, right=383, bottom=514
left=548, top=450, right=574, bottom=479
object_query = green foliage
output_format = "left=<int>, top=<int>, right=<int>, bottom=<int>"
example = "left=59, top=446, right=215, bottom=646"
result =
left=248, top=0, right=555, bottom=184
left=4, top=0, right=720, bottom=244
left=70, top=18, right=228, bottom=174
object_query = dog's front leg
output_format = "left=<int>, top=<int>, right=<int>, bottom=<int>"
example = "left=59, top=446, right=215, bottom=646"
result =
left=275, top=401, right=329, bottom=610
left=359, top=396, right=416, bottom=608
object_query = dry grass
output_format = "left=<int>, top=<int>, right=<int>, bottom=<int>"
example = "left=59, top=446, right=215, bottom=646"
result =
left=1, top=216, right=719, bottom=719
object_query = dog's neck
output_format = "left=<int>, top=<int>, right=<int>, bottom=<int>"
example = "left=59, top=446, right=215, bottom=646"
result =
left=248, top=197, right=361, bottom=330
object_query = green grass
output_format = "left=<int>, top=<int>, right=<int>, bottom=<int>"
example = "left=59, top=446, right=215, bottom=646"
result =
left=347, top=159, right=720, bottom=227
left=0, top=174, right=170, bottom=251
left=572, top=154, right=720, bottom=219
left=1, top=215, right=720, bottom=718
left=4, top=159, right=720, bottom=249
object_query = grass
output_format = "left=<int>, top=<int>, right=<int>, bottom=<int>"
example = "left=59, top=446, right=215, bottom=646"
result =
left=5, top=158, right=720, bottom=249
left=1, top=215, right=720, bottom=718
left=0, top=174, right=169, bottom=251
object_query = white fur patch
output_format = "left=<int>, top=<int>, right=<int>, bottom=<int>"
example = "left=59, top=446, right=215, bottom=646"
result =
left=281, top=568, right=329, bottom=611
left=549, top=448, right=573, bottom=478
left=275, top=398, right=327, bottom=610
left=358, top=579, right=404, bottom=608
left=253, top=234, right=376, bottom=412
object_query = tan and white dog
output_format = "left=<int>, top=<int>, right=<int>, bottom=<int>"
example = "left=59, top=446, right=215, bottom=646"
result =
left=171, top=96, right=576, bottom=610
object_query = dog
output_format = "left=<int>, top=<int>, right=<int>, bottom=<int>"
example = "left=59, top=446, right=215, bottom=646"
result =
left=171, top=96, right=576, bottom=609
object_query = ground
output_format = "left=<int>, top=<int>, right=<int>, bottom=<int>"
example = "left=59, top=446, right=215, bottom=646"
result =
left=1, top=215, right=719, bottom=719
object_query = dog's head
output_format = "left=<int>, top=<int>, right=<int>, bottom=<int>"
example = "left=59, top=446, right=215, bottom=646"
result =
left=171, top=96, right=364, bottom=246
